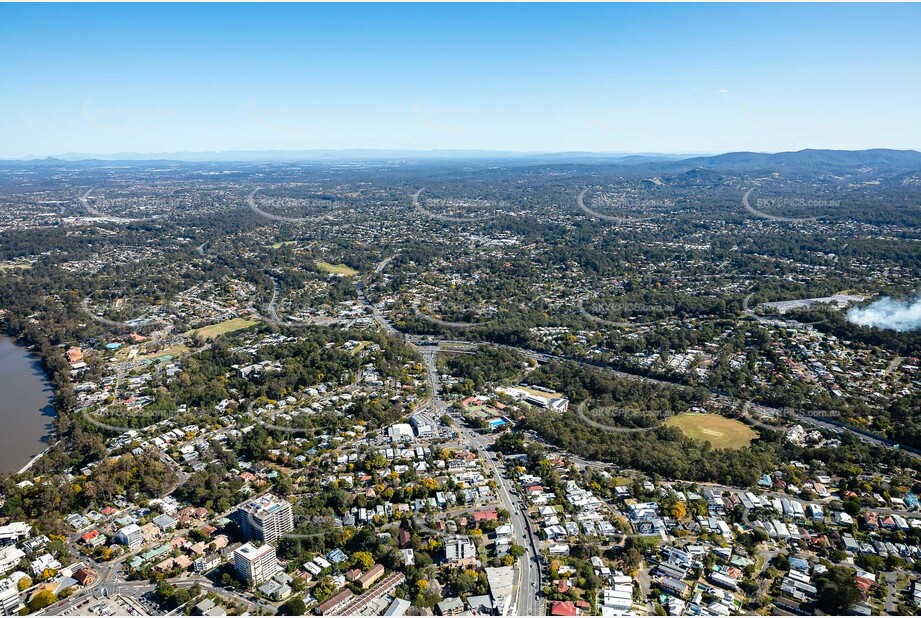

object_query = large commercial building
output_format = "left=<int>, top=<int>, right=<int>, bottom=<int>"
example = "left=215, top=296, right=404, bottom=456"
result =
left=234, top=494, right=294, bottom=543
left=233, top=543, right=279, bottom=586
left=485, top=566, right=515, bottom=616
left=387, top=423, right=414, bottom=443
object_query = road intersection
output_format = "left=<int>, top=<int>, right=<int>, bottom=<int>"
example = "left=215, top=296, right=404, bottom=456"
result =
left=418, top=347, right=543, bottom=616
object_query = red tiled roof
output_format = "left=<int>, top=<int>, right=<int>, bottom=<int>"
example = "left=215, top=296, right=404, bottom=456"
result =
left=550, top=601, right=577, bottom=616
left=73, top=568, right=97, bottom=585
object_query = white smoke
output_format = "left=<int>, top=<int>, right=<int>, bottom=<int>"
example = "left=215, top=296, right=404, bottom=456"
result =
left=847, top=294, right=921, bottom=332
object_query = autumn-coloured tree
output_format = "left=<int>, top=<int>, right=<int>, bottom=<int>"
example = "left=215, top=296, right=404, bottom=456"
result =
left=669, top=502, right=687, bottom=519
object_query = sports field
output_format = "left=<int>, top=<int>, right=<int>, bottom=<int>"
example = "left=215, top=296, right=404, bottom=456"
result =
left=315, top=260, right=359, bottom=276
left=136, top=344, right=190, bottom=361
left=189, top=317, right=259, bottom=340
left=664, top=413, right=758, bottom=449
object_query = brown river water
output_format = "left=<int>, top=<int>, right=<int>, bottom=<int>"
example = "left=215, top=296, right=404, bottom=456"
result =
left=0, top=336, right=56, bottom=472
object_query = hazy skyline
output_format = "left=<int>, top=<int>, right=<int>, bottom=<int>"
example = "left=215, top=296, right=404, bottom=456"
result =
left=2, top=3, right=920, bottom=159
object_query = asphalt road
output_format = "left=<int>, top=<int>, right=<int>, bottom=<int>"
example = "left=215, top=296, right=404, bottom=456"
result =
left=419, top=348, right=543, bottom=616
left=407, top=335, right=919, bottom=461
left=884, top=571, right=898, bottom=614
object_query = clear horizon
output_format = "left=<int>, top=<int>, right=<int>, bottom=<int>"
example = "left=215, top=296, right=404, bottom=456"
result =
left=8, top=146, right=921, bottom=164
left=2, top=3, right=920, bottom=158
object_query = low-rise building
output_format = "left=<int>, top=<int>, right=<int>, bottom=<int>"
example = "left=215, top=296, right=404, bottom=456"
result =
left=316, top=589, right=354, bottom=616
left=357, top=563, right=385, bottom=589
left=443, top=535, right=477, bottom=566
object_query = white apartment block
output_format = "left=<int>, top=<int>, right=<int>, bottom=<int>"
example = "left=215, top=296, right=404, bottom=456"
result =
left=234, top=543, right=279, bottom=586
left=0, top=547, right=25, bottom=574
left=235, top=494, right=294, bottom=543
left=115, top=523, right=143, bottom=549
left=0, top=584, right=24, bottom=615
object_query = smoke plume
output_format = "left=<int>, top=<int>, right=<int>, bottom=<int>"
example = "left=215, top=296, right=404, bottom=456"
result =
left=847, top=294, right=921, bottom=332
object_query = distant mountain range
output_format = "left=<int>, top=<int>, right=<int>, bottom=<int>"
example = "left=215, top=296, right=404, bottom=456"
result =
left=3, top=148, right=921, bottom=175
left=7, top=149, right=694, bottom=164
left=665, top=148, right=921, bottom=174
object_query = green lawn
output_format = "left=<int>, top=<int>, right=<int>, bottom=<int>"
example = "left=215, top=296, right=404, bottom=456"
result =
left=315, top=260, right=359, bottom=276
left=664, top=413, right=758, bottom=449
left=188, top=317, right=259, bottom=340
left=136, top=344, right=191, bottom=361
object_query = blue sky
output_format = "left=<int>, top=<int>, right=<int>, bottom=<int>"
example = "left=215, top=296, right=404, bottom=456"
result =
left=1, top=3, right=919, bottom=157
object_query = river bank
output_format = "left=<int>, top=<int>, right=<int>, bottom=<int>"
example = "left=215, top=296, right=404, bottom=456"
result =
left=0, top=336, right=57, bottom=473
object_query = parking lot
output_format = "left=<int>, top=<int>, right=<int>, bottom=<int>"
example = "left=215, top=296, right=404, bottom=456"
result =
left=61, top=594, right=159, bottom=617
